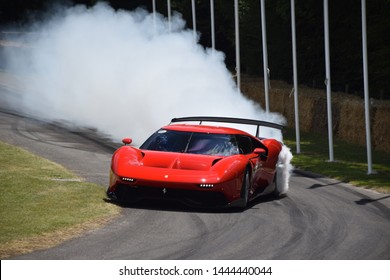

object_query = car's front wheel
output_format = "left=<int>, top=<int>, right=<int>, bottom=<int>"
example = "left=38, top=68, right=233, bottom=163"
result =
left=239, top=168, right=251, bottom=208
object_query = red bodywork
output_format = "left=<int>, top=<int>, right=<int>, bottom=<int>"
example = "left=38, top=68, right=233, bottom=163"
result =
left=107, top=123, right=282, bottom=208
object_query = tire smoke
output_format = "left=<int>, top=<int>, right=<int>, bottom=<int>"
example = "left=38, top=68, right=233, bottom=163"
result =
left=4, top=3, right=286, bottom=142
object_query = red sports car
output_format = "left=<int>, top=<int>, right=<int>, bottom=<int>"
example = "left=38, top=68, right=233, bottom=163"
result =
left=107, top=116, right=289, bottom=208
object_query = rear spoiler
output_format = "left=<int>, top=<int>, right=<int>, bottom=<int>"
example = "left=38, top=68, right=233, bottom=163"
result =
left=170, top=116, right=283, bottom=138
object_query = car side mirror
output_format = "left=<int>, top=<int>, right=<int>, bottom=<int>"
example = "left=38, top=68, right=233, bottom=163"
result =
left=254, top=148, right=266, bottom=155
left=254, top=148, right=267, bottom=160
left=122, top=138, right=133, bottom=145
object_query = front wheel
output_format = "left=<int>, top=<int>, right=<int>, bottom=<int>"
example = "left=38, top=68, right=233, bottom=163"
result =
left=238, top=168, right=250, bottom=208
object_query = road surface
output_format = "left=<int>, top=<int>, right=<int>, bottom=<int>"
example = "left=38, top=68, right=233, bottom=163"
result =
left=0, top=109, right=389, bottom=259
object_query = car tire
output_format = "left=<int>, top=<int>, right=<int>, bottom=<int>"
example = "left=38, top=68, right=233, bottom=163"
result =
left=239, top=168, right=250, bottom=208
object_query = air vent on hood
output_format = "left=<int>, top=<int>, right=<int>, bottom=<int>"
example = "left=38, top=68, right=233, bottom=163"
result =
left=212, top=158, right=222, bottom=166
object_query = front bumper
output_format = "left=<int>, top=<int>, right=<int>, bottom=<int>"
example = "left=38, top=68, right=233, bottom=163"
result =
left=107, top=184, right=229, bottom=208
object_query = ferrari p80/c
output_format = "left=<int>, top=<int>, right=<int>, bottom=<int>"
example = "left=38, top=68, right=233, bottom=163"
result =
left=107, top=116, right=290, bottom=208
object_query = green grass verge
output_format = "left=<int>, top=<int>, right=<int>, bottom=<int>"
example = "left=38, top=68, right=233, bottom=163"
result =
left=283, top=128, right=390, bottom=193
left=0, top=141, right=120, bottom=258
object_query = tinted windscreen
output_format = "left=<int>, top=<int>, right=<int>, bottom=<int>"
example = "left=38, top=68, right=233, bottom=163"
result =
left=140, top=130, right=239, bottom=156
left=140, top=130, right=191, bottom=153
left=186, top=133, right=239, bottom=156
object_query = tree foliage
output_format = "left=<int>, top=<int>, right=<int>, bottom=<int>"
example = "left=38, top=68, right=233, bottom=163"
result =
left=0, top=0, right=388, bottom=99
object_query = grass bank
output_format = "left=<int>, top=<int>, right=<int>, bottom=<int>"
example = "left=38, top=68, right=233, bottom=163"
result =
left=283, top=128, right=390, bottom=193
left=0, top=141, right=120, bottom=259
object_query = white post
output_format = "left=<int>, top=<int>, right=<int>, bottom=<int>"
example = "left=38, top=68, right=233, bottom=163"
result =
left=234, top=0, right=241, bottom=91
left=361, top=0, right=373, bottom=174
left=152, top=0, right=156, bottom=32
left=291, top=0, right=300, bottom=153
left=191, top=0, right=197, bottom=42
left=210, top=0, right=215, bottom=50
left=324, top=0, right=334, bottom=162
left=260, top=0, right=270, bottom=114
left=167, top=0, right=171, bottom=31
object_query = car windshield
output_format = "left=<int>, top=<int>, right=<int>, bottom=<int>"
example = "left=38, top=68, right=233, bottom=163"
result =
left=140, top=129, right=240, bottom=156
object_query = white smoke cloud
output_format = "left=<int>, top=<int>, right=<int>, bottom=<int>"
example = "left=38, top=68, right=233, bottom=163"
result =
left=277, top=145, right=294, bottom=194
left=4, top=3, right=287, bottom=144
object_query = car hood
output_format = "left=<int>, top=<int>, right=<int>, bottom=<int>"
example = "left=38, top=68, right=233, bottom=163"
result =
left=139, top=150, right=223, bottom=171
left=112, top=147, right=247, bottom=184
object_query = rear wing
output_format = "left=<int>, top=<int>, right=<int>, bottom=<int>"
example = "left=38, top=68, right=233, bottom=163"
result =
left=170, top=116, right=283, bottom=138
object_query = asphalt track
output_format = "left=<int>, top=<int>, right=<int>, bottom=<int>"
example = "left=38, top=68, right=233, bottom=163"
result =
left=1, top=109, right=389, bottom=260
